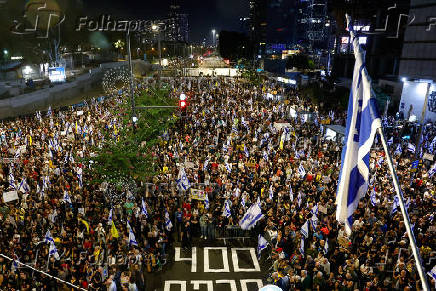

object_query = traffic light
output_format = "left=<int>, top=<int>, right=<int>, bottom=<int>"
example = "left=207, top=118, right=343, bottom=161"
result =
left=179, top=100, right=187, bottom=109
left=179, top=93, right=188, bottom=111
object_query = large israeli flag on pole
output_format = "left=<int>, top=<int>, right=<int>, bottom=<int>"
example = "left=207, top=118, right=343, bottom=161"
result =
left=239, top=203, right=264, bottom=230
left=336, top=15, right=382, bottom=235
left=176, top=167, right=191, bottom=191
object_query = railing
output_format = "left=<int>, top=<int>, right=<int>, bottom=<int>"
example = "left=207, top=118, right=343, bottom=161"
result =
left=216, top=225, right=252, bottom=245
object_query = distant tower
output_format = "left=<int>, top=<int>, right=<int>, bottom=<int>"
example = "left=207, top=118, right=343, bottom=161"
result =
left=169, top=0, right=180, bottom=16
left=164, top=0, right=188, bottom=43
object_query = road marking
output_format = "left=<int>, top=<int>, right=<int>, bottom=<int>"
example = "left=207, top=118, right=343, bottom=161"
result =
left=216, top=280, right=237, bottom=291
left=175, top=247, right=197, bottom=272
left=231, top=248, right=261, bottom=272
left=164, top=280, right=187, bottom=291
left=240, top=279, right=263, bottom=291
left=204, top=247, right=230, bottom=273
left=191, top=280, right=213, bottom=291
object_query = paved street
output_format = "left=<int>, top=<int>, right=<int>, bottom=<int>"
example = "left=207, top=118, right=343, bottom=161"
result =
left=144, top=238, right=270, bottom=291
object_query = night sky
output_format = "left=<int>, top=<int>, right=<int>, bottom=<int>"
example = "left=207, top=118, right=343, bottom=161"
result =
left=85, top=0, right=249, bottom=43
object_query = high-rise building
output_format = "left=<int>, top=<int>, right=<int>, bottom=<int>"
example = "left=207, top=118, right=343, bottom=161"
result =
left=296, top=0, right=330, bottom=50
left=329, top=0, right=410, bottom=79
left=163, top=0, right=189, bottom=43
left=249, top=0, right=268, bottom=55
left=398, top=0, right=436, bottom=122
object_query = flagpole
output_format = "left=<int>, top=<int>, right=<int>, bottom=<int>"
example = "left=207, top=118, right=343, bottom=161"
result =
left=377, top=127, right=430, bottom=291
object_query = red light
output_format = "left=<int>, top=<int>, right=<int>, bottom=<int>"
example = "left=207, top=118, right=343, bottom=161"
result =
left=179, top=100, right=187, bottom=109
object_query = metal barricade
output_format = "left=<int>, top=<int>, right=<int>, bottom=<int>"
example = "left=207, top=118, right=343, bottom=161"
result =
left=217, top=225, right=252, bottom=245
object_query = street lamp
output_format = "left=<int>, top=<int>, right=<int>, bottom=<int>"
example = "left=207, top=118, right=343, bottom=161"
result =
left=211, top=29, right=216, bottom=47
left=3, top=49, right=8, bottom=55
left=152, top=23, right=162, bottom=88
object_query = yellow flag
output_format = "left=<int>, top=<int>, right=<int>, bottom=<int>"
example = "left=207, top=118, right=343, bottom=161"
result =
left=111, top=222, right=119, bottom=238
left=163, top=166, right=169, bottom=173
left=80, top=219, right=89, bottom=233
left=29, top=135, right=32, bottom=146
left=279, top=140, right=284, bottom=150
left=75, top=122, right=78, bottom=132
left=94, top=247, right=101, bottom=260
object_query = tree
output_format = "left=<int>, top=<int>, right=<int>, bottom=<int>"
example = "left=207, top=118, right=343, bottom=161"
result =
left=285, top=53, right=316, bottom=71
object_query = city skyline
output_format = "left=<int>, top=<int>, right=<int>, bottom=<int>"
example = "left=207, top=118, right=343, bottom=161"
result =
left=85, top=0, right=250, bottom=43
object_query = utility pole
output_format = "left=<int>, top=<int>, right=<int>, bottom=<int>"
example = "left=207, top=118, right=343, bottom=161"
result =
left=152, top=24, right=162, bottom=89
left=126, top=31, right=137, bottom=122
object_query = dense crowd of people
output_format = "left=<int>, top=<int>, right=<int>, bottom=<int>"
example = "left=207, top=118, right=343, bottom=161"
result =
left=0, top=76, right=434, bottom=291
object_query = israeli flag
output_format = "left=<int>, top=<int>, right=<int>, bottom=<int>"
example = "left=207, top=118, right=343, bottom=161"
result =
left=14, top=148, right=20, bottom=159
left=203, top=158, right=209, bottom=171
left=335, top=15, right=382, bottom=235
left=405, top=197, right=411, bottom=210
left=49, top=241, right=60, bottom=260
left=257, top=196, right=261, bottom=207
left=127, top=221, right=138, bottom=246
left=223, top=200, right=232, bottom=218
left=324, top=239, right=329, bottom=254
left=428, top=163, right=436, bottom=177
left=47, top=105, right=52, bottom=117
left=411, top=160, right=419, bottom=169
left=268, top=185, right=274, bottom=200
left=205, top=194, right=210, bottom=209
left=12, top=257, right=19, bottom=273
left=225, top=162, right=232, bottom=174
left=407, top=143, right=416, bottom=153
left=297, top=192, right=302, bottom=208
left=394, top=144, right=402, bottom=155
left=370, top=189, right=377, bottom=206
left=63, top=191, right=72, bottom=205
left=310, top=215, right=318, bottom=230
left=294, top=150, right=300, bottom=160
left=165, top=210, right=173, bottom=231
left=141, top=198, right=148, bottom=218
left=257, top=234, right=268, bottom=258
left=429, top=136, right=436, bottom=153
left=311, top=203, right=319, bottom=216
left=239, top=203, right=264, bottom=230
left=263, top=150, right=268, bottom=161
left=244, top=145, right=249, bottom=158
left=289, top=184, right=294, bottom=202
left=298, top=164, right=306, bottom=178
left=44, top=230, right=55, bottom=244
left=8, top=170, right=16, bottom=190
left=391, top=195, right=400, bottom=215
left=300, top=237, right=305, bottom=256
left=176, top=167, right=191, bottom=191
left=241, top=194, right=246, bottom=208
left=376, top=157, right=384, bottom=168
left=128, top=227, right=138, bottom=247
left=300, top=220, right=309, bottom=238
left=387, top=137, right=393, bottom=146
left=427, top=265, right=436, bottom=288
left=18, top=178, right=30, bottom=193
left=42, top=176, right=50, bottom=193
